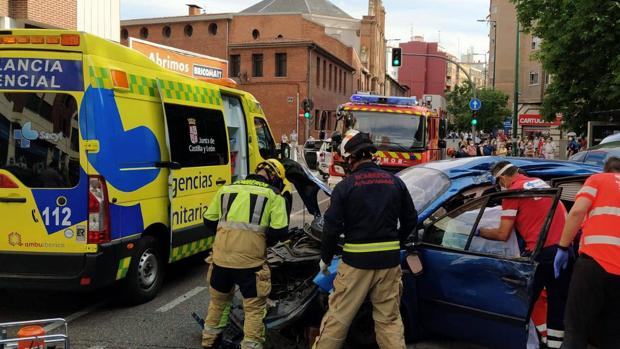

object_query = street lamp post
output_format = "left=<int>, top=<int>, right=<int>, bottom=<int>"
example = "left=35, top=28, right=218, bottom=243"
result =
left=478, top=19, right=497, bottom=89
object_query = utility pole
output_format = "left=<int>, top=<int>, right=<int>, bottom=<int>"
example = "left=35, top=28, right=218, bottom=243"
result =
left=512, top=17, right=520, bottom=155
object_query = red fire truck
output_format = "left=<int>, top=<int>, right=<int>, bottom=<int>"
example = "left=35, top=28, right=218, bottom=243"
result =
left=329, top=94, right=441, bottom=179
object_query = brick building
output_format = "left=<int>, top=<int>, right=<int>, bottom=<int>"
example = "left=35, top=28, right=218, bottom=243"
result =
left=0, top=0, right=119, bottom=41
left=121, top=0, right=388, bottom=141
left=398, top=37, right=448, bottom=100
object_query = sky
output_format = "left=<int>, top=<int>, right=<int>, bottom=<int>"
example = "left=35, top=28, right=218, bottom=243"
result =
left=120, top=0, right=491, bottom=59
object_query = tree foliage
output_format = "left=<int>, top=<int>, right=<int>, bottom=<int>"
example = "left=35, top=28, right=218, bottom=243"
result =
left=513, top=0, right=620, bottom=132
left=446, top=81, right=511, bottom=132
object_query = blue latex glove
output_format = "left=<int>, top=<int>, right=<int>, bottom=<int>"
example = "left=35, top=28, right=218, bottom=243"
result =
left=554, top=247, right=569, bottom=279
left=473, top=228, right=481, bottom=236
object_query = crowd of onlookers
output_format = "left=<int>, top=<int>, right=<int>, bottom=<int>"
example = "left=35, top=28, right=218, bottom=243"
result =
left=447, top=131, right=587, bottom=159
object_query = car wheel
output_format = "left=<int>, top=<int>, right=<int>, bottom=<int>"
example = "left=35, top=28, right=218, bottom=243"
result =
left=121, top=235, right=165, bottom=304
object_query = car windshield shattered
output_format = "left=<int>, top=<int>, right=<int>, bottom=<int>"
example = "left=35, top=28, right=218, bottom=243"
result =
left=397, top=167, right=451, bottom=212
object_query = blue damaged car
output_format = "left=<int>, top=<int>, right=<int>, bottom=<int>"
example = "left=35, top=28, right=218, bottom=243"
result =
left=216, top=156, right=600, bottom=349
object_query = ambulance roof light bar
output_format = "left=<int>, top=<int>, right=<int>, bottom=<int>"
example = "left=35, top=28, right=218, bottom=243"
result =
left=350, top=94, right=418, bottom=107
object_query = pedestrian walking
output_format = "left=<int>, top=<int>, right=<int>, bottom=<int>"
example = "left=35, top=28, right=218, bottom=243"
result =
left=201, top=159, right=289, bottom=349
left=554, top=157, right=620, bottom=349
left=525, top=141, right=536, bottom=157
left=479, top=161, right=571, bottom=348
left=313, top=130, right=418, bottom=349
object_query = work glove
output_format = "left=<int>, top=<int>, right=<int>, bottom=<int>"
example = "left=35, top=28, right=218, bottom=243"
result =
left=319, top=259, right=330, bottom=276
left=554, top=246, right=569, bottom=279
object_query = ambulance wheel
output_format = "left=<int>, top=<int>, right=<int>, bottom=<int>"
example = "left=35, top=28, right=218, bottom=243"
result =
left=121, top=235, right=165, bottom=304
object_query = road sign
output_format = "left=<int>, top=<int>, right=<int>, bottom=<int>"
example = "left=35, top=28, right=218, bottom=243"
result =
left=503, top=121, right=512, bottom=130
left=469, top=98, right=482, bottom=111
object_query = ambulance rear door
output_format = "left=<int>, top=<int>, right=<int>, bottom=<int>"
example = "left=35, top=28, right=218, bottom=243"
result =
left=0, top=51, right=90, bottom=259
left=156, top=80, right=230, bottom=262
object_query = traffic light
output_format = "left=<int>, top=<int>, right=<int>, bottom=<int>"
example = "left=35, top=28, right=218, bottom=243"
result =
left=471, top=110, right=478, bottom=126
left=391, top=47, right=402, bottom=67
left=302, top=98, right=314, bottom=119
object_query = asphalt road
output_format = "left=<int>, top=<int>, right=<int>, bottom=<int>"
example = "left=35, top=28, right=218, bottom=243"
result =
left=0, top=188, right=484, bottom=349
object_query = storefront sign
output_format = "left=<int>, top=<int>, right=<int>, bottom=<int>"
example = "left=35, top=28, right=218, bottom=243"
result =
left=129, top=38, right=228, bottom=80
left=518, top=114, right=562, bottom=127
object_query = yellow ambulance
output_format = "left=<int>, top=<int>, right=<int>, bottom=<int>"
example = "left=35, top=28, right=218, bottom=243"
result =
left=0, top=29, right=286, bottom=303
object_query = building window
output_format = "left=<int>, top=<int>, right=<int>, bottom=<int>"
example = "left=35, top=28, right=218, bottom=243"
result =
left=275, top=53, right=287, bottom=77
left=252, top=29, right=260, bottom=40
left=545, top=72, right=551, bottom=85
left=316, top=56, right=320, bottom=86
left=162, top=26, right=171, bottom=38
left=121, top=28, right=128, bottom=40
left=328, top=64, right=332, bottom=91
left=209, top=23, right=218, bottom=35
left=529, top=71, right=539, bottom=85
left=276, top=34, right=284, bottom=39
left=343, top=73, right=347, bottom=94
left=252, top=54, right=263, bottom=77
left=140, top=27, right=149, bottom=39
left=184, top=24, right=193, bottom=37
left=532, top=36, right=541, bottom=50
left=323, top=60, right=326, bottom=88
left=229, top=55, right=240, bottom=77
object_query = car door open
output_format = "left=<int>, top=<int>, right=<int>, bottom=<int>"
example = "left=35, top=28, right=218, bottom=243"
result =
left=415, top=188, right=563, bottom=349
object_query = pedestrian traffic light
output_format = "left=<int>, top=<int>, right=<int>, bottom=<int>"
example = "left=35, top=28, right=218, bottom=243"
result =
left=471, top=111, right=478, bottom=126
left=391, top=48, right=402, bottom=67
left=302, top=98, right=314, bottom=119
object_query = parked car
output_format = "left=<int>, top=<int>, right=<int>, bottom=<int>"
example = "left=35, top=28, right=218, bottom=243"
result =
left=599, top=133, right=620, bottom=145
left=303, top=138, right=321, bottom=170
left=569, top=141, right=620, bottom=167
left=317, top=138, right=332, bottom=181
left=216, top=157, right=600, bottom=349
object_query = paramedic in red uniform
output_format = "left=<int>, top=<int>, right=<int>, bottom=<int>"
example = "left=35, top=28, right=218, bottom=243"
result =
left=479, top=160, right=570, bottom=349
left=554, top=157, right=620, bottom=349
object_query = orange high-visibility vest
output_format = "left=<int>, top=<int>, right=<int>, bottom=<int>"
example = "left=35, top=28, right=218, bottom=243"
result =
left=575, top=173, right=620, bottom=275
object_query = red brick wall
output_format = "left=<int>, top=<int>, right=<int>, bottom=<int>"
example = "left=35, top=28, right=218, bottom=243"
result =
left=121, top=19, right=230, bottom=60
left=398, top=41, right=447, bottom=99
left=0, top=0, right=9, bottom=17
left=9, top=0, right=76, bottom=29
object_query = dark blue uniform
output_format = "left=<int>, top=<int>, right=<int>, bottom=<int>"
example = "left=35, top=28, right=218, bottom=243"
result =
left=321, top=162, right=418, bottom=269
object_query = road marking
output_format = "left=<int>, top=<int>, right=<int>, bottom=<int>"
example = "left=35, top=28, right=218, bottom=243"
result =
left=156, top=286, right=207, bottom=313
left=290, top=197, right=331, bottom=218
left=43, top=300, right=107, bottom=333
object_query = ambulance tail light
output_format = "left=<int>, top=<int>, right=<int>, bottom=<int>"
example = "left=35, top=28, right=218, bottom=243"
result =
left=0, top=173, right=18, bottom=188
left=88, top=175, right=110, bottom=244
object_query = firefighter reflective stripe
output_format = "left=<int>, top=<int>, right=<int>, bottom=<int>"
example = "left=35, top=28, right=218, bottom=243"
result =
left=343, top=240, right=400, bottom=253
left=251, top=195, right=267, bottom=225
left=589, top=206, right=620, bottom=218
left=219, top=221, right=267, bottom=233
left=577, top=185, right=597, bottom=198
left=584, top=235, right=620, bottom=247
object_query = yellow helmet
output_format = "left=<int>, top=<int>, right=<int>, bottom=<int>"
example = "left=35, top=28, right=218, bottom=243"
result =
left=256, top=159, right=286, bottom=186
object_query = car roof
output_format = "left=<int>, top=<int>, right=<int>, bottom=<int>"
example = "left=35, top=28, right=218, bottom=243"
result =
left=590, top=141, right=620, bottom=150
left=417, top=156, right=601, bottom=180
left=600, top=133, right=620, bottom=144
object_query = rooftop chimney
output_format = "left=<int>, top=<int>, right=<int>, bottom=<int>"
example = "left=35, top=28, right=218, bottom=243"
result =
left=187, top=4, right=203, bottom=16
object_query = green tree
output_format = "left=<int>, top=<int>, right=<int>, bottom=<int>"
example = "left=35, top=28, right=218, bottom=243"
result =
left=513, top=0, right=620, bottom=132
left=446, top=81, right=511, bottom=133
